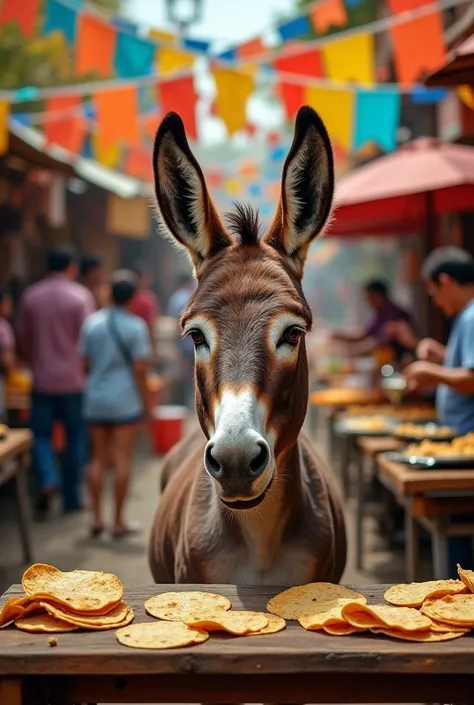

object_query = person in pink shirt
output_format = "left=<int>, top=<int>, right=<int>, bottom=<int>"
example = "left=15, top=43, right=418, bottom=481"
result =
left=129, top=262, right=159, bottom=351
left=17, top=245, right=94, bottom=514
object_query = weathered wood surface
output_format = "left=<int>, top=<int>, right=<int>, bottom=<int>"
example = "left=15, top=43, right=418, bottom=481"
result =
left=1, top=584, right=474, bottom=677
left=377, top=453, right=474, bottom=495
left=0, top=430, right=32, bottom=477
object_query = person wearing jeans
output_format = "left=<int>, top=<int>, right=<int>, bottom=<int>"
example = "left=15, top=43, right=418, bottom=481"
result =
left=17, top=245, right=94, bottom=514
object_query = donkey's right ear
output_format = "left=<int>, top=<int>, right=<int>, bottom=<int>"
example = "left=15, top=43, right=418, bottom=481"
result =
left=153, top=112, right=232, bottom=269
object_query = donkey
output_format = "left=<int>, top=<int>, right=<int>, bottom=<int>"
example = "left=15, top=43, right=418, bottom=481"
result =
left=149, top=105, right=346, bottom=586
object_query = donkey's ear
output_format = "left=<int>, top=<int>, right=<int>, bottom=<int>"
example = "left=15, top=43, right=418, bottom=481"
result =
left=263, top=105, right=334, bottom=278
left=153, top=112, right=232, bottom=269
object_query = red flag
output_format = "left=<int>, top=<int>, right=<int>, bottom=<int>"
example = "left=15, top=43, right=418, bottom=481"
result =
left=76, top=14, right=116, bottom=77
left=273, top=47, right=323, bottom=78
left=159, top=76, right=198, bottom=140
left=277, top=82, right=304, bottom=121
left=0, top=0, right=40, bottom=37
left=44, top=96, right=86, bottom=154
left=126, top=146, right=152, bottom=182
left=238, top=37, right=266, bottom=59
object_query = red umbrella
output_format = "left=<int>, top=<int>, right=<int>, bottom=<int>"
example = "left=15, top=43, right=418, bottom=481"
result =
left=330, top=137, right=474, bottom=237
left=425, top=33, right=474, bottom=87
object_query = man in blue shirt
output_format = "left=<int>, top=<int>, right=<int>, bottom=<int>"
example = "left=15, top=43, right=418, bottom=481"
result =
left=404, top=246, right=474, bottom=574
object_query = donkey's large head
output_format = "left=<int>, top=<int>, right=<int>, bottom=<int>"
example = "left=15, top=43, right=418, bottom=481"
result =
left=153, top=106, right=334, bottom=510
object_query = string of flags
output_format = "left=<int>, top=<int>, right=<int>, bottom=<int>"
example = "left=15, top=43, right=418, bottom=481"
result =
left=0, top=0, right=469, bottom=188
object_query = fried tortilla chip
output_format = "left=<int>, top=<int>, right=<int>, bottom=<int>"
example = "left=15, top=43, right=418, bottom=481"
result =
left=22, top=563, right=123, bottom=613
left=0, top=597, right=42, bottom=628
left=182, top=610, right=268, bottom=635
left=342, top=603, right=432, bottom=632
left=15, top=613, right=78, bottom=633
left=244, top=614, right=286, bottom=636
left=384, top=579, right=467, bottom=607
left=116, top=621, right=209, bottom=649
left=322, top=623, right=366, bottom=636
left=267, top=583, right=366, bottom=620
left=41, top=601, right=134, bottom=630
left=145, top=591, right=231, bottom=622
left=419, top=594, right=474, bottom=627
left=371, top=627, right=466, bottom=642
left=298, top=597, right=367, bottom=631
left=457, top=564, right=474, bottom=593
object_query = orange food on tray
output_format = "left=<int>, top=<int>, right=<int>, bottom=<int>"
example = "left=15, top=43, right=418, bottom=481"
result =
left=310, top=388, right=383, bottom=406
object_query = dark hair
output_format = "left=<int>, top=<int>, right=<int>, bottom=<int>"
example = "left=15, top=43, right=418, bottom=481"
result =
left=364, top=280, right=389, bottom=297
left=47, top=244, right=77, bottom=273
left=80, top=253, right=102, bottom=278
left=110, top=269, right=139, bottom=306
left=422, top=246, right=474, bottom=285
left=132, top=260, right=146, bottom=277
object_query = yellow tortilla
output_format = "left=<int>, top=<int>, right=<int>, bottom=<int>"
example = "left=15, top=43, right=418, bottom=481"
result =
left=342, top=603, right=432, bottom=632
left=15, top=613, right=78, bottom=633
left=244, top=614, right=286, bottom=636
left=182, top=610, right=268, bottom=635
left=267, top=583, right=366, bottom=620
left=116, top=621, right=209, bottom=649
left=145, top=591, right=231, bottom=622
left=384, top=579, right=467, bottom=608
left=457, top=564, right=474, bottom=593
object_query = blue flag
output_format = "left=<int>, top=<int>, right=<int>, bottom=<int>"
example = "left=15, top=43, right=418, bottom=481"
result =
left=278, top=16, right=311, bottom=42
left=354, top=89, right=401, bottom=153
left=43, top=0, right=77, bottom=44
left=115, top=33, right=156, bottom=78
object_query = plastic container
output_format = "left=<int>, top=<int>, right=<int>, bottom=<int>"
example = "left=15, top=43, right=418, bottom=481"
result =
left=150, top=405, right=188, bottom=455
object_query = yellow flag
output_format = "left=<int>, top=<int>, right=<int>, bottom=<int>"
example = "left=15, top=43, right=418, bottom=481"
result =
left=157, top=46, right=195, bottom=77
left=149, top=28, right=176, bottom=44
left=0, top=101, right=9, bottom=155
left=305, top=86, right=354, bottom=151
left=457, top=85, right=474, bottom=111
left=323, top=33, right=375, bottom=85
left=212, top=68, right=255, bottom=135
left=92, top=133, right=121, bottom=168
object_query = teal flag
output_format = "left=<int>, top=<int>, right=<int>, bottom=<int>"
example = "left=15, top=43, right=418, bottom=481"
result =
left=43, top=0, right=77, bottom=44
left=354, top=89, right=401, bottom=153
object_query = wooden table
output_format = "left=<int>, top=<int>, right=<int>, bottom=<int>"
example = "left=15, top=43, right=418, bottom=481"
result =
left=1, top=583, right=474, bottom=704
left=377, top=453, right=474, bottom=580
left=0, top=429, right=34, bottom=565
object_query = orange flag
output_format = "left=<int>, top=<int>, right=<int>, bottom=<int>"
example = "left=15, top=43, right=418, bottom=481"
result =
left=0, top=0, right=40, bottom=37
left=159, top=76, right=198, bottom=140
left=310, top=0, right=347, bottom=35
left=126, top=146, right=152, bottom=182
left=142, top=112, right=161, bottom=142
left=390, top=13, right=445, bottom=85
left=278, top=82, right=304, bottom=120
left=388, top=0, right=431, bottom=10
left=76, top=14, right=116, bottom=77
left=238, top=38, right=266, bottom=59
left=95, top=87, right=140, bottom=153
left=43, top=96, right=86, bottom=154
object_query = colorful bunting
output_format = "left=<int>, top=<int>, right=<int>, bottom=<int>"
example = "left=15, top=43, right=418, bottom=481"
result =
left=141, top=112, right=161, bottom=142
left=157, top=46, right=194, bottom=78
left=238, top=38, right=266, bottom=59
left=354, top=89, right=401, bottom=152
left=183, top=38, right=210, bottom=54
left=44, top=95, right=86, bottom=153
left=305, top=86, right=354, bottom=151
left=277, top=80, right=302, bottom=121
left=149, top=28, right=176, bottom=44
left=111, top=16, right=138, bottom=35
left=95, top=87, right=140, bottom=153
left=92, top=133, right=121, bottom=168
left=126, top=146, right=152, bottom=181
left=389, top=13, right=445, bottom=86
left=388, top=0, right=432, bottom=10
left=0, top=0, right=40, bottom=37
left=273, top=48, right=323, bottom=78
left=114, top=33, right=156, bottom=78
left=310, top=0, right=347, bottom=35
left=0, top=101, right=10, bottom=155
left=76, top=14, right=116, bottom=77
left=278, top=16, right=312, bottom=42
left=212, top=68, right=255, bottom=135
left=159, top=76, right=198, bottom=140
left=218, top=48, right=238, bottom=61
left=323, top=33, right=375, bottom=85
left=43, top=0, right=77, bottom=44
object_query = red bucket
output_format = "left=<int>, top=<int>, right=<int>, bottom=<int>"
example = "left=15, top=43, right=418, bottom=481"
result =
left=150, top=405, right=188, bottom=455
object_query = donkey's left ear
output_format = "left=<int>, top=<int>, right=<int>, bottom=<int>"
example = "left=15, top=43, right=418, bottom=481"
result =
left=263, top=105, right=334, bottom=278
left=153, top=112, right=232, bottom=271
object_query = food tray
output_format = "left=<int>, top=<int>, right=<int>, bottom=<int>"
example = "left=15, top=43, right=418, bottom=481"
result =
left=391, top=424, right=457, bottom=443
left=385, top=450, right=474, bottom=469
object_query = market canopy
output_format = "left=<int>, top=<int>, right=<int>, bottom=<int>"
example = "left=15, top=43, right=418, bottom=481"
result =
left=425, top=33, right=474, bottom=87
left=329, top=137, right=474, bottom=237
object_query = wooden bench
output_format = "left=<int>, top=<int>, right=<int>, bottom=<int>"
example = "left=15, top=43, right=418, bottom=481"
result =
left=376, top=453, right=474, bottom=580
left=1, top=583, right=474, bottom=704
left=0, top=429, right=34, bottom=565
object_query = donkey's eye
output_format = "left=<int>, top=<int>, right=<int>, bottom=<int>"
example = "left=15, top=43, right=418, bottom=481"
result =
left=188, top=328, right=206, bottom=347
left=278, top=326, right=304, bottom=348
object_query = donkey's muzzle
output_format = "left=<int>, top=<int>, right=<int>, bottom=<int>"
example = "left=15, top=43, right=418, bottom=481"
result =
left=204, top=436, right=271, bottom=501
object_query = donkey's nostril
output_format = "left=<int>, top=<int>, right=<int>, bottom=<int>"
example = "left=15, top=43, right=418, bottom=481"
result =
left=205, top=443, right=222, bottom=478
left=250, top=441, right=270, bottom=477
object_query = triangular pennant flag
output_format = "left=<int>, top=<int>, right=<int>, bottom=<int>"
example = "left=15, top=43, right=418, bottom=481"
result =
left=354, top=89, right=401, bottom=152
left=278, top=16, right=311, bottom=42
left=0, top=0, right=40, bottom=37
left=95, top=87, right=140, bottom=153
left=0, top=101, right=10, bottom=155
left=44, top=96, right=86, bottom=153
left=212, top=67, right=255, bottom=135
left=149, top=28, right=176, bottom=44
left=157, top=46, right=194, bottom=77
left=115, top=33, right=156, bottom=78
left=92, top=133, right=121, bottom=168
left=389, top=13, right=445, bottom=85
left=323, top=33, right=375, bottom=85
left=310, top=0, right=347, bottom=35
left=43, top=0, right=77, bottom=44
left=238, top=37, right=266, bottom=59
left=76, top=13, right=116, bottom=77
left=305, top=86, right=354, bottom=151
left=183, top=38, right=210, bottom=54
left=273, top=47, right=323, bottom=78
left=277, top=82, right=304, bottom=120
left=159, top=76, right=198, bottom=140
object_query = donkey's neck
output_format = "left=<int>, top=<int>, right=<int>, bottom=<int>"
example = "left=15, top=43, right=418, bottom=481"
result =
left=234, top=440, right=304, bottom=572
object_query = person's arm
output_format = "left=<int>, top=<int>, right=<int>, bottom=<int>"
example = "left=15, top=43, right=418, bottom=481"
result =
left=404, top=361, right=474, bottom=394
left=416, top=338, right=446, bottom=364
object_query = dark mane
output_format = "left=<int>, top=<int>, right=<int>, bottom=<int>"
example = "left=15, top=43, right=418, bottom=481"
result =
left=225, top=202, right=261, bottom=247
